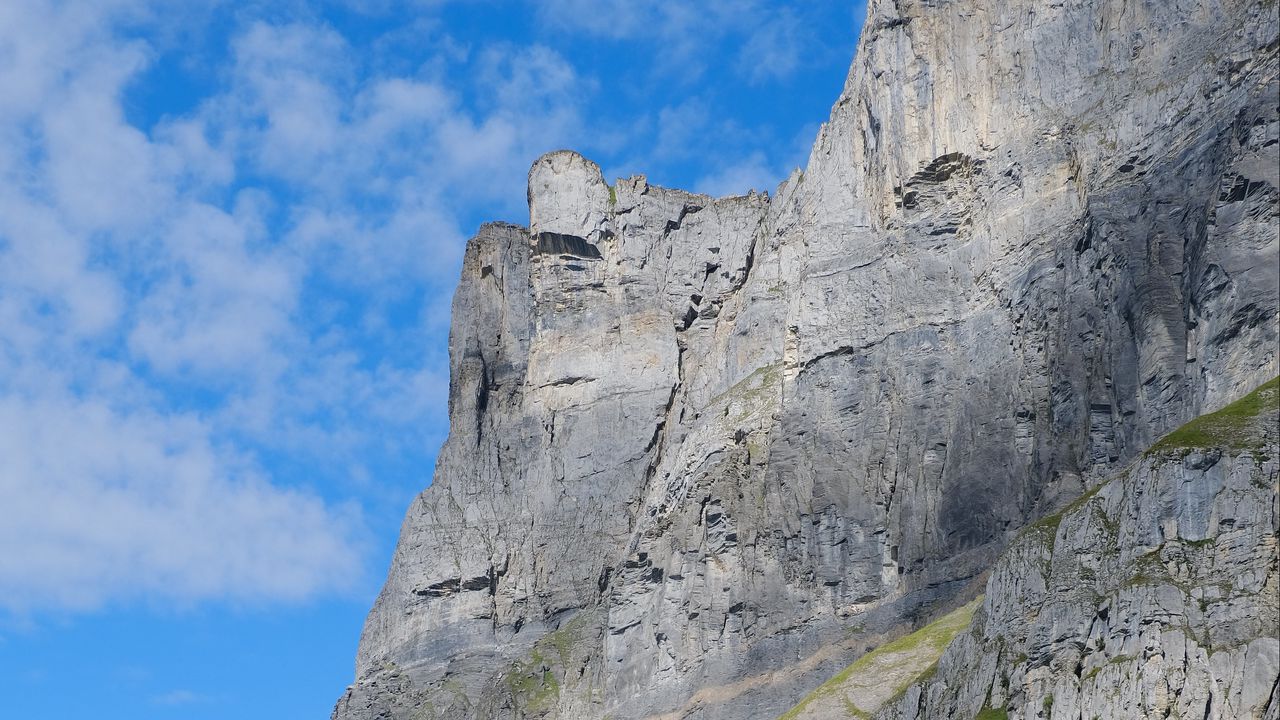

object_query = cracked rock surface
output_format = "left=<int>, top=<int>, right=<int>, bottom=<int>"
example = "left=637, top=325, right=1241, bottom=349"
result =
left=333, top=0, right=1279, bottom=718
left=878, top=380, right=1280, bottom=720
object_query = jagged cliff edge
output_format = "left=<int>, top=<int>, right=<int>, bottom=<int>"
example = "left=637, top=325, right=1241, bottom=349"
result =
left=334, top=0, right=1280, bottom=718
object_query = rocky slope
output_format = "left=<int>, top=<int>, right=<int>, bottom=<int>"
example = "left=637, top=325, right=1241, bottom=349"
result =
left=876, top=378, right=1279, bottom=720
left=783, top=597, right=984, bottom=719
left=333, top=0, right=1280, bottom=718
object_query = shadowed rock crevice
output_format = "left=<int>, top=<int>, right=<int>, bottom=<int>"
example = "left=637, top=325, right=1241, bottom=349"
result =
left=535, top=231, right=603, bottom=259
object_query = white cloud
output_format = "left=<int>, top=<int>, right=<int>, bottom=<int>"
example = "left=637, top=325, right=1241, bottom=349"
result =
left=694, top=151, right=781, bottom=197
left=737, top=8, right=805, bottom=84
left=536, top=0, right=833, bottom=84
left=127, top=203, right=298, bottom=379
left=224, top=22, right=351, bottom=183
left=536, top=1, right=728, bottom=80
left=0, top=0, right=850, bottom=619
left=0, top=4, right=351, bottom=613
left=0, top=392, right=364, bottom=612
left=0, top=0, right=593, bottom=615
left=534, top=0, right=666, bottom=40
left=650, top=100, right=713, bottom=164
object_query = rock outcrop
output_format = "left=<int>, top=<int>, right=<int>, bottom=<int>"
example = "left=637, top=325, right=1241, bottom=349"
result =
left=877, top=378, right=1279, bottom=720
left=783, top=597, right=985, bottom=719
left=333, top=0, right=1280, bottom=718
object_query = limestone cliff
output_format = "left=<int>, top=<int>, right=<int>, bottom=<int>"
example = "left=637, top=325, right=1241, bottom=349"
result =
left=876, top=378, right=1279, bottom=720
left=332, top=0, right=1280, bottom=718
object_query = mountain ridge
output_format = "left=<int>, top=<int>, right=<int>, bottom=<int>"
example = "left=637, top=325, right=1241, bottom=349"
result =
left=333, top=0, right=1280, bottom=717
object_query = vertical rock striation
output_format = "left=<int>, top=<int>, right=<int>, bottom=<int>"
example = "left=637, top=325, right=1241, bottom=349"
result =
left=334, top=0, right=1279, bottom=718
left=878, top=379, right=1280, bottom=720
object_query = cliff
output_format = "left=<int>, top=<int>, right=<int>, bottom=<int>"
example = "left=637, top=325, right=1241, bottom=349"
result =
left=333, top=0, right=1280, bottom=718
left=875, top=378, right=1279, bottom=720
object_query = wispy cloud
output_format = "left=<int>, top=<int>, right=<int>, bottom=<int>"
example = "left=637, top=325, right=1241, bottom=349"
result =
left=536, top=0, right=850, bottom=84
left=0, top=391, right=366, bottom=610
left=0, top=0, right=590, bottom=616
left=0, top=1, right=361, bottom=615
left=694, top=151, right=780, bottom=197
left=0, top=0, right=855, bottom=619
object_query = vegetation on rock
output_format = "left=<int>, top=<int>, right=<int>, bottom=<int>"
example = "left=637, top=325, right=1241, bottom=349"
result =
left=1147, top=376, right=1279, bottom=455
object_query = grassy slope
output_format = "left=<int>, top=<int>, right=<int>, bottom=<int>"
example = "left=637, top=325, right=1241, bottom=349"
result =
left=778, top=597, right=983, bottom=720
left=778, top=376, right=1278, bottom=720
left=1146, top=376, right=1279, bottom=454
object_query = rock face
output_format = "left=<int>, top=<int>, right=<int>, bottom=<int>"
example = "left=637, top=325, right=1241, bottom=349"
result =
left=878, top=379, right=1280, bottom=720
left=333, top=0, right=1280, bottom=718
left=784, top=597, right=985, bottom=719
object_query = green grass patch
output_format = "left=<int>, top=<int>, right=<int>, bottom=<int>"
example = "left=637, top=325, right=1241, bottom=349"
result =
left=502, top=611, right=601, bottom=713
left=1081, top=654, right=1134, bottom=682
left=543, top=611, right=591, bottom=665
left=1123, top=550, right=1170, bottom=588
left=778, top=597, right=982, bottom=720
left=505, top=651, right=560, bottom=712
left=1146, top=376, right=1278, bottom=455
left=1017, top=480, right=1108, bottom=552
left=840, top=698, right=869, bottom=719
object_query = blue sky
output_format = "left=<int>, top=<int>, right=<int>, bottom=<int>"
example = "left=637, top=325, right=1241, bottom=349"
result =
left=0, top=1, right=864, bottom=717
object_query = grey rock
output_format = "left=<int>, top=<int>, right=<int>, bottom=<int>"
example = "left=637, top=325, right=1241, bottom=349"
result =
left=334, top=0, right=1280, bottom=718
left=877, top=383, right=1280, bottom=720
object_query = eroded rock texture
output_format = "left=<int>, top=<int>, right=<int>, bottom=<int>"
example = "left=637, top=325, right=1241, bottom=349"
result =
left=879, top=382, right=1279, bottom=720
left=333, top=0, right=1279, bottom=718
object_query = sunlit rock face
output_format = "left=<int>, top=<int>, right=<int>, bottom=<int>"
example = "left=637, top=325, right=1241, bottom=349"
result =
left=332, top=0, right=1279, bottom=718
